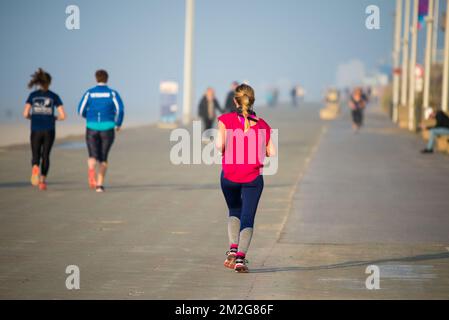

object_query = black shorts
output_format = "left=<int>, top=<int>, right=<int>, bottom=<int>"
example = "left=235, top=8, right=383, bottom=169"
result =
left=86, top=128, right=115, bottom=162
left=351, top=109, right=363, bottom=126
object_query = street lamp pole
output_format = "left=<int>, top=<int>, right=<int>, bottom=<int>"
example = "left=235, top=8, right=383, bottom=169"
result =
left=182, top=0, right=195, bottom=125
left=442, top=0, right=449, bottom=112
left=423, top=0, right=435, bottom=111
left=408, top=0, right=419, bottom=131
left=401, top=0, right=411, bottom=108
left=393, top=0, right=403, bottom=123
left=432, top=0, right=440, bottom=62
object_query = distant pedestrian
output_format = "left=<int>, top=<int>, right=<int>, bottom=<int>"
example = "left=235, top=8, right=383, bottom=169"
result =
left=77, top=70, right=125, bottom=192
left=23, top=68, right=66, bottom=190
left=266, top=88, right=279, bottom=108
left=296, top=85, right=305, bottom=106
left=216, top=84, right=276, bottom=273
left=291, top=85, right=304, bottom=107
left=365, top=86, right=372, bottom=103
left=348, top=87, right=367, bottom=132
left=420, top=108, right=449, bottom=154
left=266, top=90, right=274, bottom=107
left=291, top=87, right=297, bottom=107
left=198, top=87, right=221, bottom=137
left=224, top=82, right=239, bottom=113
left=272, top=88, right=279, bottom=107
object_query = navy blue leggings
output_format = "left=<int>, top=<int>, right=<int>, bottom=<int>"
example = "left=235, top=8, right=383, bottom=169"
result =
left=31, top=130, right=55, bottom=176
left=220, top=172, right=264, bottom=230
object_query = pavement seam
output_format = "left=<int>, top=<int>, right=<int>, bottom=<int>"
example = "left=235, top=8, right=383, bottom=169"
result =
left=275, top=125, right=329, bottom=243
left=244, top=124, right=328, bottom=299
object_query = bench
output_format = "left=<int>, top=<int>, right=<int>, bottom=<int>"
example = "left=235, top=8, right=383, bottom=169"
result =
left=319, top=103, right=340, bottom=120
left=420, top=119, right=436, bottom=141
left=436, top=135, right=449, bottom=154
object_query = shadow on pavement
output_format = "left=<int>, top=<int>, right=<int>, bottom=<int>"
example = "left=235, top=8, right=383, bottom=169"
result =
left=107, top=183, right=292, bottom=191
left=0, top=182, right=31, bottom=188
left=0, top=182, right=292, bottom=191
left=250, top=251, right=449, bottom=273
left=0, top=181, right=72, bottom=189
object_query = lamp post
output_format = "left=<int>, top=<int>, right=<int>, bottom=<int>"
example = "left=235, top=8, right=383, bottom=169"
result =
left=401, top=0, right=411, bottom=108
left=393, top=0, right=403, bottom=123
left=442, top=0, right=449, bottom=112
left=408, top=0, right=419, bottom=131
left=182, top=0, right=195, bottom=125
left=432, top=0, right=440, bottom=62
left=423, top=0, right=435, bottom=111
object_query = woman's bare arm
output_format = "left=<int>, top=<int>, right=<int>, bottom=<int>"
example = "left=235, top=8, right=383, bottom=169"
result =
left=23, top=103, right=31, bottom=119
left=215, top=121, right=226, bottom=153
left=56, top=105, right=66, bottom=121
left=266, top=138, right=276, bottom=157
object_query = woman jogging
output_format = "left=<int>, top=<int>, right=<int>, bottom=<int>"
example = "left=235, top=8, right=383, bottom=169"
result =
left=77, top=70, right=124, bottom=193
left=23, top=68, right=66, bottom=190
left=216, top=84, right=276, bottom=273
left=348, top=87, right=367, bottom=132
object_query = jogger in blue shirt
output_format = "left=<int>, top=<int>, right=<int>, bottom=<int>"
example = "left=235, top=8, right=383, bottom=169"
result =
left=23, top=68, right=66, bottom=190
left=77, top=69, right=124, bottom=192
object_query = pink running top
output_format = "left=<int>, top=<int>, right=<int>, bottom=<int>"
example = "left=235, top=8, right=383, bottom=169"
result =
left=218, top=112, right=272, bottom=183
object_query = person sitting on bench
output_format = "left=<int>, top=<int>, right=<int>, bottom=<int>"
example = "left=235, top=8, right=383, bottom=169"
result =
left=421, top=108, right=449, bottom=154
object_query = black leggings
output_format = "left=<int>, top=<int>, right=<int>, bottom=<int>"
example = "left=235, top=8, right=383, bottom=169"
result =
left=352, top=109, right=364, bottom=126
left=86, top=128, right=115, bottom=163
left=30, top=130, right=55, bottom=176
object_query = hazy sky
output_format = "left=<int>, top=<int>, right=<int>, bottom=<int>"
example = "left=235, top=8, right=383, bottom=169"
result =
left=1, top=0, right=443, bottom=123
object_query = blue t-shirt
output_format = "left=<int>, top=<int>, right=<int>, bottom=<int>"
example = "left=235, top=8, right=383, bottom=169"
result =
left=26, top=90, right=63, bottom=131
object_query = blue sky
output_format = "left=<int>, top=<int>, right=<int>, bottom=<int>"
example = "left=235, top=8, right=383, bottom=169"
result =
left=0, top=0, right=443, bottom=124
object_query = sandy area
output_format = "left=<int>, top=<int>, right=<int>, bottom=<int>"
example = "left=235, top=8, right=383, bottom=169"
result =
left=0, top=120, right=149, bottom=148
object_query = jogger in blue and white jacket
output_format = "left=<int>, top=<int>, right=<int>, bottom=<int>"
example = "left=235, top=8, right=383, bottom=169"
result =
left=77, top=69, right=125, bottom=192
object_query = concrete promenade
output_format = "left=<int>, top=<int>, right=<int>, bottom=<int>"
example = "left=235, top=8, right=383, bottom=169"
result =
left=0, top=103, right=448, bottom=299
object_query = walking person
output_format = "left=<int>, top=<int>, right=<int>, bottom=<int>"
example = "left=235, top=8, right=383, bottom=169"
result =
left=198, top=87, right=221, bottom=139
left=77, top=70, right=124, bottom=192
left=223, top=81, right=239, bottom=113
left=216, top=84, right=276, bottom=273
left=23, top=68, right=66, bottom=190
left=420, top=108, right=449, bottom=154
left=348, top=87, right=367, bottom=132
left=290, top=86, right=298, bottom=107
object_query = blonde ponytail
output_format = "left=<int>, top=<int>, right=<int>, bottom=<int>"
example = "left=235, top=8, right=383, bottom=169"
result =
left=234, top=84, right=255, bottom=131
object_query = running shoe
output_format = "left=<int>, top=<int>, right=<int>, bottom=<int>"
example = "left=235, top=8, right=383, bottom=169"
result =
left=234, top=255, right=249, bottom=273
left=421, top=148, right=434, bottom=154
left=88, top=169, right=97, bottom=189
left=224, top=250, right=237, bottom=269
left=30, top=166, right=39, bottom=186
left=96, top=186, right=105, bottom=193
left=38, top=182, right=47, bottom=191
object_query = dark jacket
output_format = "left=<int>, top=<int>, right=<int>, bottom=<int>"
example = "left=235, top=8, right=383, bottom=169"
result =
left=224, top=91, right=235, bottom=113
left=434, top=111, right=449, bottom=129
left=198, top=96, right=221, bottom=120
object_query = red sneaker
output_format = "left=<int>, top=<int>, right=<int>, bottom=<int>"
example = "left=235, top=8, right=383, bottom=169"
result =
left=88, top=169, right=97, bottom=189
left=30, top=166, right=39, bottom=186
left=38, top=182, right=47, bottom=191
left=234, top=254, right=249, bottom=273
left=224, top=251, right=237, bottom=269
